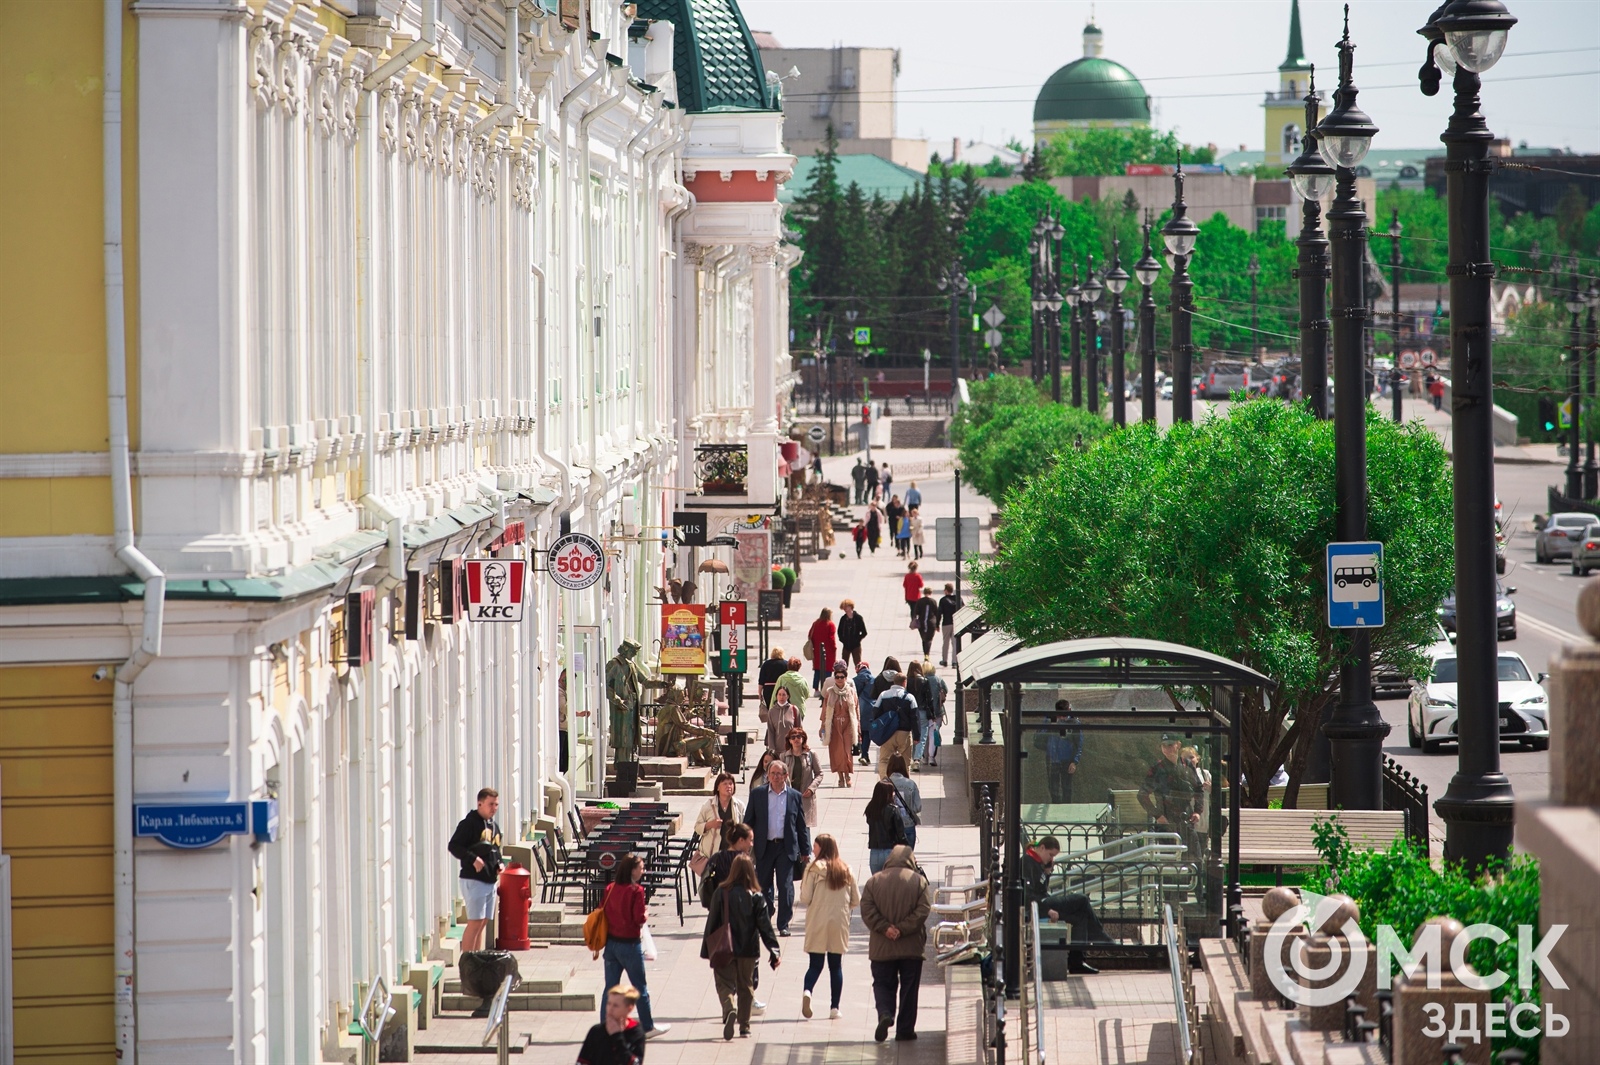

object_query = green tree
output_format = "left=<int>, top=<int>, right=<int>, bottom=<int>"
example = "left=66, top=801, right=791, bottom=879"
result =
left=958, top=401, right=1113, bottom=503
left=1038, top=128, right=1216, bottom=177
left=971, top=400, right=1454, bottom=804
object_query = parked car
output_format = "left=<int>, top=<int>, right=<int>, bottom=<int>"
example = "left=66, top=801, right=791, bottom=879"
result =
left=1202, top=360, right=1249, bottom=399
left=1570, top=520, right=1600, bottom=575
left=1160, top=380, right=1174, bottom=401
left=1436, top=580, right=1517, bottom=639
left=1534, top=511, right=1594, bottom=562
left=1407, top=645, right=1548, bottom=752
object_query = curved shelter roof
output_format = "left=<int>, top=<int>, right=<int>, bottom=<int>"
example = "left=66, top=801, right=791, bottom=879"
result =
left=1033, top=57, right=1150, bottom=124
left=967, top=636, right=1275, bottom=691
left=637, top=0, right=774, bottom=113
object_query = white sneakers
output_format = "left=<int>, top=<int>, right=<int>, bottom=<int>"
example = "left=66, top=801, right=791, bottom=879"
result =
left=644, top=1023, right=671, bottom=1040
left=830, top=1008, right=843, bottom=1020
left=751, top=1000, right=766, bottom=1014
left=802, top=989, right=813, bottom=1019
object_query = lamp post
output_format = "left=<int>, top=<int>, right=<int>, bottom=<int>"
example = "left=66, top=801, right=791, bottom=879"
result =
left=1247, top=253, right=1261, bottom=359
left=1587, top=282, right=1599, bottom=499
left=826, top=337, right=838, bottom=454
left=1316, top=8, right=1387, bottom=813
left=1049, top=213, right=1067, bottom=402
left=1030, top=213, right=1048, bottom=384
left=1067, top=266, right=1083, bottom=407
left=1135, top=216, right=1163, bottom=422
left=1567, top=256, right=1586, bottom=498
left=939, top=262, right=969, bottom=399
left=1388, top=210, right=1405, bottom=422
left=1082, top=254, right=1103, bottom=414
left=1287, top=70, right=1333, bottom=418
left=1107, top=235, right=1131, bottom=426
left=1163, top=157, right=1200, bottom=422
left=1418, top=0, right=1519, bottom=871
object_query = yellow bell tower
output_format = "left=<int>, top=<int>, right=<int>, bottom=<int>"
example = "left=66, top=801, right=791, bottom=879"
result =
left=1263, top=0, right=1320, bottom=166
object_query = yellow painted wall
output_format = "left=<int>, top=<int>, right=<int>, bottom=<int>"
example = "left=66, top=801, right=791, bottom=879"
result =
left=0, top=665, right=115, bottom=1064
left=0, top=477, right=115, bottom=537
left=0, top=0, right=139, bottom=458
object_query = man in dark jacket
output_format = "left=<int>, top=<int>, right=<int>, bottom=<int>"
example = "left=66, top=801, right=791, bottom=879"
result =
left=1039, top=699, right=1083, bottom=802
left=937, top=583, right=962, bottom=666
left=447, top=787, right=503, bottom=952
left=757, top=647, right=789, bottom=708
left=1022, top=836, right=1114, bottom=974
left=744, top=760, right=810, bottom=935
left=837, top=600, right=868, bottom=668
left=853, top=661, right=875, bottom=765
left=851, top=459, right=868, bottom=504
left=865, top=461, right=880, bottom=502
left=860, top=845, right=931, bottom=1042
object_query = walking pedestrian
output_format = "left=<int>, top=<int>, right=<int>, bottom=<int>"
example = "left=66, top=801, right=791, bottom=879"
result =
left=806, top=607, right=838, bottom=694
left=798, top=834, right=860, bottom=1021
left=758, top=646, right=788, bottom=708
left=865, top=503, right=883, bottom=553
left=447, top=787, right=503, bottom=955
left=873, top=670, right=920, bottom=779
left=764, top=686, right=800, bottom=755
left=936, top=583, right=962, bottom=667
left=921, top=662, right=946, bottom=767
left=884, top=753, right=922, bottom=848
left=811, top=451, right=823, bottom=482
left=904, top=481, right=921, bottom=510
left=771, top=656, right=811, bottom=716
left=864, top=780, right=909, bottom=874
left=903, top=662, right=932, bottom=769
left=894, top=504, right=913, bottom=559
left=700, top=822, right=754, bottom=906
left=884, top=495, right=905, bottom=553
left=901, top=562, right=924, bottom=625
left=748, top=749, right=776, bottom=798
left=692, top=772, right=745, bottom=875
left=744, top=760, right=810, bottom=936
left=880, top=462, right=894, bottom=501
left=851, top=520, right=866, bottom=558
left=911, top=587, right=938, bottom=658
left=702, top=853, right=781, bottom=1041
left=837, top=600, right=867, bottom=668
left=851, top=459, right=867, bottom=505
left=780, top=727, right=822, bottom=828
left=576, top=985, right=645, bottom=1065
left=853, top=660, right=876, bottom=766
left=865, top=461, right=880, bottom=503
left=819, top=663, right=860, bottom=787
left=908, top=507, right=925, bottom=560
left=598, top=853, right=669, bottom=1038
left=863, top=656, right=901, bottom=768
left=860, top=845, right=930, bottom=1042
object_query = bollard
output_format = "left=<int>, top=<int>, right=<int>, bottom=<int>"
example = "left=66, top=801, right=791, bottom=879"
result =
left=1391, top=919, right=1490, bottom=1065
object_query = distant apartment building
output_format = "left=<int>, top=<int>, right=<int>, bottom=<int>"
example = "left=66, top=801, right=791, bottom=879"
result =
left=755, top=34, right=928, bottom=171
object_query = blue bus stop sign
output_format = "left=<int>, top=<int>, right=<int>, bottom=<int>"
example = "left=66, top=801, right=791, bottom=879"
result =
left=1326, top=541, right=1385, bottom=628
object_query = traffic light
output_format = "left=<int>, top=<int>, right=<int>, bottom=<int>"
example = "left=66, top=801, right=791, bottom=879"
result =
left=861, top=404, right=871, bottom=425
left=1539, top=396, right=1557, bottom=433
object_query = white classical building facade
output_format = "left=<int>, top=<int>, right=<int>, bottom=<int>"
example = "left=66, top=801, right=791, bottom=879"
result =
left=0, top=0, right=792, bottom=1061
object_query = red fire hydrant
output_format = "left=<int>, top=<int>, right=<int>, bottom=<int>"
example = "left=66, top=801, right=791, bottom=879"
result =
left=495, top=863, right=533, bottom=950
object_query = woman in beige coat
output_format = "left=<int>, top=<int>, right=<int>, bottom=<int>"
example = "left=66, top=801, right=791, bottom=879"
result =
left=796, top=833, right=859, bottom=1020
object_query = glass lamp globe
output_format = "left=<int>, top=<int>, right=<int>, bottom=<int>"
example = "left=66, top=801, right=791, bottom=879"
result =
left=1134, top=257, right=1161, bottom=288
left=1318, top=132, right=1372, bottom=170
left=1081, top=276, right=1103, bottom=305
left=1031, top=296, right=1046, bottom=312
left=1436, top=0, right=1517, bottom=73
left=1046, top=293, right=1064, bottom=313
left=1064, top=282, right=1081, bottom=308
left=1105, top=264, right=1130, bottom=296
left=1162, top=226, right=1197, bottom=258
left=1432, top=40, right=1458, bottom=77
left=1567, top=295, right=1587, bottom=315
left=1446, top=28, right=1509, bottom=72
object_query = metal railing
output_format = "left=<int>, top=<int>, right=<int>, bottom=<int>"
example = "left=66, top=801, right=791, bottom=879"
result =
left=1163, top=904, right=1193, bottom=1065
left=356, top=976, right=395, bottom=1065
left=1381, top=755, right=1430, bottom=856
left=481, top=974, right=517, bottom=1065
left=1028, top=902, right=1047, bottom=1065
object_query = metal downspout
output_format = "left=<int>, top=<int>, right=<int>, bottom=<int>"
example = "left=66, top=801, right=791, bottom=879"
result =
left=471, top=1, right=522, bottom=137
left=363, top=0, right=439, bottom=91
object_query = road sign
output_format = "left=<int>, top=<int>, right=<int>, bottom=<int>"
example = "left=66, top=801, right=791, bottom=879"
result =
left=983, top=304, right=1006, bottom=328
left=1560, top=397, right=1574, bottom=429
left=853, top=326, right=871, bottom=346
left=673, top=510, right=708, bottom=546
left=465, top=558, right=528, bottom=622
left=547, top=533, right=605, bottom=591
left=935, top=517, right=981, bottom=561
left=1326, top=541, right=1385, bottom=628
left=757, top=589, right=784, bottom=622
left=718, top=600, right=748, bottom=672
left=1399, top=351, right=1416, bottom=369
left=807, top=425, right=825, bottom=444
left=984, top=328, right=1004, bottom=349
left=1420, top=349, right=1437, bottom=367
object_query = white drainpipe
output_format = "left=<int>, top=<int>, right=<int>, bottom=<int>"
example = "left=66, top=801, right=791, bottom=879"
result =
left=579, top=86, right=624, bottom=456
left=471, top=1, right=521, bottom=138
left=105, top=2, right=163, bottom=1060
left=363, top=0, right=439, bottom=91
left=528, top=263, right=573, bottom=511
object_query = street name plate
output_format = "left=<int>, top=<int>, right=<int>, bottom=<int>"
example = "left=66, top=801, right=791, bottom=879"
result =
left=935, top=517, right=981, bottom=561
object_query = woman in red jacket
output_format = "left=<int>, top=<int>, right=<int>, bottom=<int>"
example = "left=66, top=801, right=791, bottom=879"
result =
left=599, top=854, right=669, bottom=1039
left=901, top=561, right=925, bottom=625
left=807, top=607, right=838, bottom=694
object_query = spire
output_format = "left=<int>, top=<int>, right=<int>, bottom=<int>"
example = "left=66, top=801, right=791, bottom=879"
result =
left=1280, top=0, right=1310, bottom=72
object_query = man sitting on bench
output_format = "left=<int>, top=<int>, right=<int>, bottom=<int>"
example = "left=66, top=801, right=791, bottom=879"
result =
left=1022, top=836, right=1115, bottom=975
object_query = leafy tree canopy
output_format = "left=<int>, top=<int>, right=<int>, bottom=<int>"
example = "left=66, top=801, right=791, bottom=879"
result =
left=1037, top=128, right=1217, bottom=177
left=971, top=400, right=1454, bottom=803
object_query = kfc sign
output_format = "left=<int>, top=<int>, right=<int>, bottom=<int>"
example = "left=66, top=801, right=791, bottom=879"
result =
left=546, top=533, right=605, bottom=591
left=464, top=558, right=528, bottom=622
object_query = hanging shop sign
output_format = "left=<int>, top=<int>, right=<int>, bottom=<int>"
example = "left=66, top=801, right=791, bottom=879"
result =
left=463, top=558, right=528, bottom=622
left=660, top=604, right=708, bottom=674
left=718, top=600, right=748, bottom=673
left=730, top=530, right=771, bottom=604
left=134, top=800, right=278, bottom=849
left=547, top=533, right=605, bottom=591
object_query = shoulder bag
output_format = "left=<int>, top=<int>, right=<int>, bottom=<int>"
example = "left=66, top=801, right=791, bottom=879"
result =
left=704, top=887, right=736, bottom=969
left=583, top=883, right=613, bottom=959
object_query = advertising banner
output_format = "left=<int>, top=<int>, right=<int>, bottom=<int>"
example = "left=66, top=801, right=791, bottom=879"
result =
left=660, top=604, right=708, bottom=674
left=730, top=529, right=771, bottom=604
left=463, top=558, right=527, bottom=622
left=718, top=600, right=748, bottom=673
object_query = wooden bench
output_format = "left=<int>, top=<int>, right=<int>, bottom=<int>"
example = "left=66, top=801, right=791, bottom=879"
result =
left=1237, top=809, right=1407, bottom=867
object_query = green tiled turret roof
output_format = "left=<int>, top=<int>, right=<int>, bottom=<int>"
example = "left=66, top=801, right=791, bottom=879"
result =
left=637, top=0, right=774, bottom=113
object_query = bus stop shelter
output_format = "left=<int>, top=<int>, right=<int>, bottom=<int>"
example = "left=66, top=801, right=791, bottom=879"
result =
left=965, top=637, right=1275, bottom=990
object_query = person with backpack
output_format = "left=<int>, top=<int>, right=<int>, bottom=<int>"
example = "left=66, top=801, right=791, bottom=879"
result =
left=701, top=853, right=781, bottom=1040
left=797, top=833, right=859, bottom=1021
left=920, top=662, right=947, bottom=768
left=864, top=779, right=908, bottom=874
left=447, top=787, right=503, bottom=954
left=884, top=753, right=922, bottom=849
left=869, top=670, right=920, bottom=780
left=852, top=660, right=876, bottom=766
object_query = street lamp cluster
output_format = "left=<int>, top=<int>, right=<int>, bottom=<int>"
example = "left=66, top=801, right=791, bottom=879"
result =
left=1162, top=160, right=1200, bottom=422
left=1027, top=212, right=1136, bottom=424
left=1029, top=213, right=1067, bottom=401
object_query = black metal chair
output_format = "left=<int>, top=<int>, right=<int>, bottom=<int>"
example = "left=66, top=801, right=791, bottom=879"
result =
left=534, top=834, right=589, bottom=905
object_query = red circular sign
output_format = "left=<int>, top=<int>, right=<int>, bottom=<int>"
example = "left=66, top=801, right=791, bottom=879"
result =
left=547, top=533, right=605, bottom=590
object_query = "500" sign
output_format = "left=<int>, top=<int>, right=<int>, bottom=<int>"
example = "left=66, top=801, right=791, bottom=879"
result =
left=547, top=533, right=605, bottom=590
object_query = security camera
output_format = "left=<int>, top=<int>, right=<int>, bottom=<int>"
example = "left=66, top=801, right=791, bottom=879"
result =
left=92, top=666, right=112, bottom=682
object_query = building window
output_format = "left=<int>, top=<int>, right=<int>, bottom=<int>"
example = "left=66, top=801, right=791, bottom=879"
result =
left=1281, top=123, right=1300, bottom=157
left=1400, top=165, right=1419, bottom=179
left=839, top=121, right=856, bottom=139
left=1256, top=205, right=1288, bottom=228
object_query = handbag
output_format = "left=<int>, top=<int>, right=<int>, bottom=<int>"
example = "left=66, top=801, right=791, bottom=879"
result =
left=641, top=924, right=658, bottom=962
left=704, top=888, right=736, bottom=969
left=793, top=854, right=811, bottom=882
left=583, top=884, right=613, bottom=959
left=803, top=639, right=815, bottom=661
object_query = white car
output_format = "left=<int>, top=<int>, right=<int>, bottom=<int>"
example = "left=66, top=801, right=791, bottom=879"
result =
left=1407, top=645, right=1549, bottom=753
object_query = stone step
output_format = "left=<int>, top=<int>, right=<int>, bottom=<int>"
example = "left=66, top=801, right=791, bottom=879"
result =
left=601, top=779, right=664, bottom=801
left=440, top=987, right=598, bottom=1012
left=526, top=919, right=588, bottom=943
left=444, top=971, right=569, bottom=995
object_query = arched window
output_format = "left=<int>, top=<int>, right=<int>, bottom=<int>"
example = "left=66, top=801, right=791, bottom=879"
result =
left=1282, top=123, right=1300, bottom=156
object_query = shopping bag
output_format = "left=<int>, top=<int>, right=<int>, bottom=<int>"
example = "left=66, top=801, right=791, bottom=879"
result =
left=641, top=924, right=658, bottom=962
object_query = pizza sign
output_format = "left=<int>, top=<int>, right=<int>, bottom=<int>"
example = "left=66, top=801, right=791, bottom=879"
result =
left=547, top=533, right=605, bottom=591
left=464, top=558, right=528, bottom=622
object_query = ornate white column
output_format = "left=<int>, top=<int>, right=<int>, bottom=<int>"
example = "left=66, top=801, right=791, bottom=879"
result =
left=746, top=242, right=779, bottom=505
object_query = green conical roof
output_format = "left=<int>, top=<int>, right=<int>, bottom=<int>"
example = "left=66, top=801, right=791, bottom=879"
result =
left=1280, top=0, right=1310, bottom=72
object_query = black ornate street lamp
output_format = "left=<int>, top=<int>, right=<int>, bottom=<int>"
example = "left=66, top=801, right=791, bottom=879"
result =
left=1388, top=210, right=1405, bottom=422
left=1081, top=254, right=1104, bottom=414
left=1317, top=7, right=1387, bottom=813
left=1566, top=256, right=1586, bottom=499
left=1106, top=235, right=1131, bottom=426
left=1162, top=157, right=1200, bottom=422
left=939, top=262, right=970, bottom=397
left=1247, top=253, right=1261, bottom=358
left=1135, top=216, right=1163, bottom=422
left=1287, top=70, right=1333, bottom=418
left=1418, top=0, right=1519, bottom=871
left=1046, top=248, right=1065, bottom=404
left=1587, top=282, right=1599, bottom=498
left=1030, top=212, right=1050, bottom=385
left=1067, top=266, right=1083, bottom=407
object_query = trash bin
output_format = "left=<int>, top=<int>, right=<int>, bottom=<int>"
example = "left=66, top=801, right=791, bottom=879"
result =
left=610, top=760, right=639, bottom=797
left=722, top=732, right=747, bottom=775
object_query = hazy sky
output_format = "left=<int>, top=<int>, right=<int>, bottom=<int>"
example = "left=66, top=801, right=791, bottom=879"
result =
left=740, top=0, right=1600, bottom=157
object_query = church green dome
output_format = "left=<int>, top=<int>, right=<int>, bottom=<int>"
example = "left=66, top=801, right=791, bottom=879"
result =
left=1034, top=25, right=1151, bottom=127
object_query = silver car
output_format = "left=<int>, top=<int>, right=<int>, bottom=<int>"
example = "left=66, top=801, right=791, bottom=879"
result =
left=1535, top=511, right=1594, bottom=563
left=1571, top=521, right=1600, bottom=575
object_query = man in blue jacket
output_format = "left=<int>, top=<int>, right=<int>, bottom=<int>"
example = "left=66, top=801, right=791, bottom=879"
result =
left=1040, top=699, right=1083, bottom=803
left=744, top=760, right=810, bottom=935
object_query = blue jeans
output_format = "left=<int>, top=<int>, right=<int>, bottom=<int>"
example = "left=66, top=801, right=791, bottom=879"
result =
left=601, top=938, right=654, bottom=1030
left=805, top=952, right=844, bottom=1009
left=913, top=709, right=932, bottom=761
left=869, top=847, right=893, bottom=874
